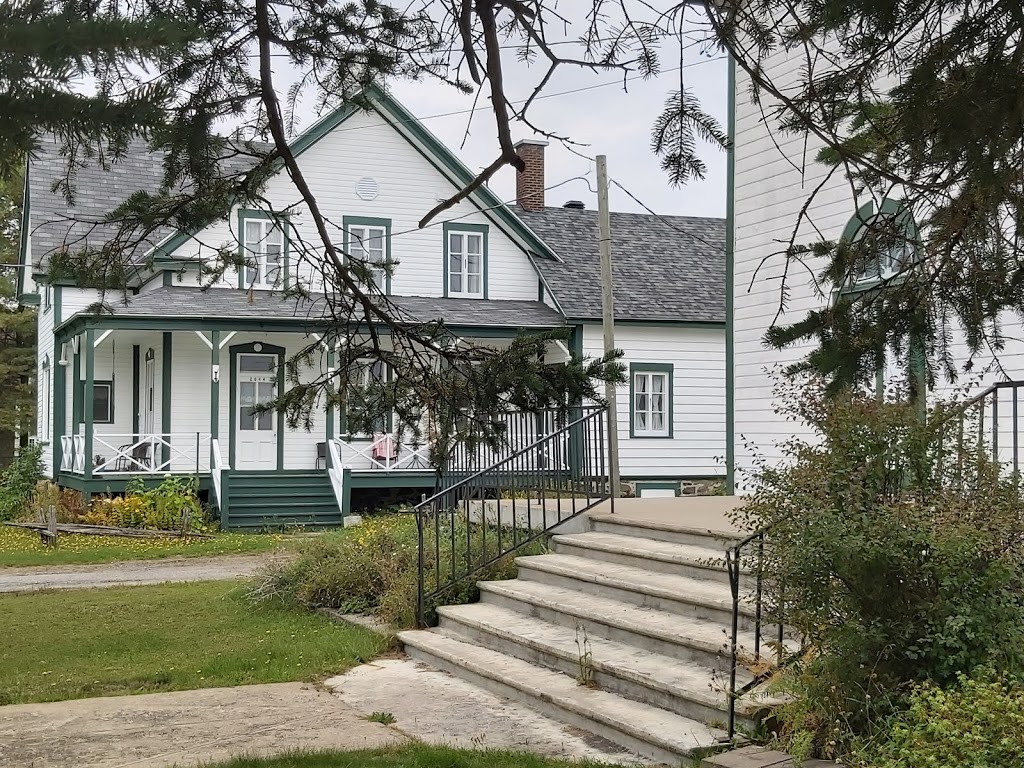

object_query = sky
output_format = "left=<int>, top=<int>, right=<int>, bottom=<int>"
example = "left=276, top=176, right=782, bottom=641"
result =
left=290, top=17, right=729, bottom=220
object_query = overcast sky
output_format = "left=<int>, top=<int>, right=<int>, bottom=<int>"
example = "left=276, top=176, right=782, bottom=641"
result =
left=290, top=19, right=729, bottom=220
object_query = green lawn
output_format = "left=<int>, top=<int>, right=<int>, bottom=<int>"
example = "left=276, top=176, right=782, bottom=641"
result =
left=0, top=580, right=387, bottom=705
left=196, top=746, right=613, bottom=768
left=0, top=525, right=298, bottom=567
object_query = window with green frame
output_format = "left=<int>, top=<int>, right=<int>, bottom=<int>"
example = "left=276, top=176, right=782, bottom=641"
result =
left=629, top=363, right=673, bottom=438
left=838, top=199, right=923, bottom=397
left=238, top=209, right=288, bottom=290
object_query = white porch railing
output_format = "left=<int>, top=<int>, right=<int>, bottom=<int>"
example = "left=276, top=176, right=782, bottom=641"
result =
left=327, top=439, right=346, bottom=513
left=60, top=433, right=213, bottom=475
left=211, top=437, right=227, bottom=508
left=331, top=436, right=433, bottom=472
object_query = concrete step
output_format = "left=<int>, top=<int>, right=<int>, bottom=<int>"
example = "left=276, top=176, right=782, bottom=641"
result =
left=552, top=531, right=732, bottom=583
left=515, top=553, right=759, bottom=630
left=436, top=601, right=771, bottom=731
left=589, top=513, right=744, bottom=549
left=478, top=578, right=767, bottom=670
left=399, top=628, right=728, bottom=763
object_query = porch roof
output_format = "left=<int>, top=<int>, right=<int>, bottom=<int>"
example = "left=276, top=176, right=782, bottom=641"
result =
left=57, top=286, right=566, bottom=333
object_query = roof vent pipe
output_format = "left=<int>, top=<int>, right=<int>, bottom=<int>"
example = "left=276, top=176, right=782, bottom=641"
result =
left=563, top=200, right=585, bottom=210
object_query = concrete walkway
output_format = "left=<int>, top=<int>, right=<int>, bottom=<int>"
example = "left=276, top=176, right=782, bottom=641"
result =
left=0, top=683, right=404, bottom=768
left=0, top=554, right=269, bottom=593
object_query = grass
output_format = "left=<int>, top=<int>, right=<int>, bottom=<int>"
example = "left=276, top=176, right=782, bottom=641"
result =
left=0, top=525, right=298, bottom=567
left=193, top=746, right=615, bottom=768
left=0, top=580, right=388, bottom=705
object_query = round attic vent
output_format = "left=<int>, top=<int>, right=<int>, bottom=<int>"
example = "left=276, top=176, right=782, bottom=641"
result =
left=356, top=177, right=379, bottom=201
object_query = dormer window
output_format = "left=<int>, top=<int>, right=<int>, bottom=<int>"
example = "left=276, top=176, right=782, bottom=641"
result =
left=444, top=223, right=488, bottom=299
left=239, top=210, right=287, bottom=290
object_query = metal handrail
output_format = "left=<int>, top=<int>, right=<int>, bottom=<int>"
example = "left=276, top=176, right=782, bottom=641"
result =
left=415, top=406, right=609, bottom=626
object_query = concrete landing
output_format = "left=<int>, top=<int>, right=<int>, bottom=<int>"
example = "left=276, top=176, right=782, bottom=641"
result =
left=592, top=496, right=746, bottom=533
left=326, top=658, right=648, bottom=764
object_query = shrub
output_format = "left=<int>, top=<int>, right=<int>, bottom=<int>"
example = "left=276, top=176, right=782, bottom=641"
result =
left=0, top=444, right=44, bottom=521
left=82, top=477, right=207, bottom=532
left=864, top=669, right=1024, bottom=768
left=27, top=480, right=87, bottom=523
left=249, top=513, right=542, bottom=628
left=737, top=380, right=1024, bottom=759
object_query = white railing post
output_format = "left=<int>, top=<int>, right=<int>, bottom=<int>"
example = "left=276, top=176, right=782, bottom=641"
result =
left=327, top=439, right=347, bottom=516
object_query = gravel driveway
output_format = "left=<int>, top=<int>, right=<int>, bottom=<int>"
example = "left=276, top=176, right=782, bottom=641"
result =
left=0, top=554, right=272, bottom=593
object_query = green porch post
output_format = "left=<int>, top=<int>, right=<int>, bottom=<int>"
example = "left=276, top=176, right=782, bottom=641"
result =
left=161, top=332, right=172, bottom=467
left=83, top=328, right=95, bottom=480
left=72, top=344, right=81, bottom=433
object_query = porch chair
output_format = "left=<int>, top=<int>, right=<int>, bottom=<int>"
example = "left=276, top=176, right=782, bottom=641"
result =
left=370, top=433, right=399, bottom=467
left=114, top=442, right=152, bottom=472
left=315, top=441, right=327, bottom=470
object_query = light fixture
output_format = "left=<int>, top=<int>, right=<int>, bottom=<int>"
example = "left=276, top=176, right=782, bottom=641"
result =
left=57, top=344, right=69, bottom=367
left=253, top=342, right=263, bottom=353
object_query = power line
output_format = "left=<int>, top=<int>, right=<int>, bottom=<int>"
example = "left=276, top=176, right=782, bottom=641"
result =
left=326, top=52, right=726, bottom=137
left=610, top=176, right=724, bottom=250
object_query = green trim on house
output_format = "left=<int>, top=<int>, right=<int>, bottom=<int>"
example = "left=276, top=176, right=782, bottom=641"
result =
left=132, top=346, right=140, bottom=438
left=21, top=293, right=40, bottom=306
left=634, top=480, right=682, bottom=497
left=54, top=313, right=561, bottom=341
left=84, top=329, right=95, bottom=480
left=72, top=346, right=81, bottom=432
left=53, top=285, right=62, bottom=325
left=628, top=362, right=674, bottom=439
left=574, top=318, right=725, bottom=329
left=342, top=215, right=393, bottom=295
left=841, top=202, right=877, bottom=242
left=236, top=208, right=291, bottom=290
left=149, top=85, right=557, bottom=269
left=17, top=156, right=30, bottom=302
left=371, top=86, right=558, bottom=262
left=161, top=333, right=172, bottom=466
left=58, top=473, right=213, bottom=496
left=162, top=270, right=174, bottom=287
left=442, top=222, right=489, bottom=299
left=725, top=53, right=737, bottom=494
left=227, top=341, right=287, bottom=470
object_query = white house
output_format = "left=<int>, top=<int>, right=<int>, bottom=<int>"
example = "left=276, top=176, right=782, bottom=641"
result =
left=727, top=47, right=1024, bottom=491
left=20, top=86, right=726, bottom=527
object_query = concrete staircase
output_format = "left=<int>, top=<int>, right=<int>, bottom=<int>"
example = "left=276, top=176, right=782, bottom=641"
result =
left=399, top=511, right=776, bottom=764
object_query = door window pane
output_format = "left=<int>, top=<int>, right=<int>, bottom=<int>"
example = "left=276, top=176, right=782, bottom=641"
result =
left=240, top=355, right=275, bottom=372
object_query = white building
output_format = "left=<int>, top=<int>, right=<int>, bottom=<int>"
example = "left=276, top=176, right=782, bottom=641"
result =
left=20, top=85, right=727, bottom=526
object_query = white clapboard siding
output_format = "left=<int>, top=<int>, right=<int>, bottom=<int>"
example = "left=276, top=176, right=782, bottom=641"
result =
left=733, top=44, right=1024, bottom=490
left=163, top=107, right=541, bottom=303
left=582, top=323, right=726, bottom=479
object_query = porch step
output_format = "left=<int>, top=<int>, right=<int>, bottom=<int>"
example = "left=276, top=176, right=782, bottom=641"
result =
left=589, top=513, right=743, bottom=549
left=398, top=628, right=727, bottom=764
left=478, top=578, right=743, bottom=670
left=223, top=471, right=341, bottom=530
left=435, top=602, right=768, bottom=730
left=551, top=531, right=731, bottom=582
left=514, top=553, right=756, bottom=630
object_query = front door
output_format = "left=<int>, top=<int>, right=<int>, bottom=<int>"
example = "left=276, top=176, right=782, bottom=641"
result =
left=236, top=353, right=278, bottom=469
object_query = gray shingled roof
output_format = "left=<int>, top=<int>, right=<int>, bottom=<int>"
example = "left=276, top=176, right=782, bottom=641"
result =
left=26, top=135, right=269, bottom=268
left=99, top=286, right=564, bottom=328
left=519, top=207, right=725, bottom=323
left=29, top=135, right=725, bottom=324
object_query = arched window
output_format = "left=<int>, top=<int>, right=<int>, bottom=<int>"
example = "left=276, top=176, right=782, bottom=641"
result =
left=838, top=199, right=925, bottom=401
left=840, top=199, right=919, bottom=290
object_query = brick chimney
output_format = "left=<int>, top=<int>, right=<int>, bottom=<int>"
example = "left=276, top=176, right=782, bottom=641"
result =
left=514, top=139, right=548, bottom=211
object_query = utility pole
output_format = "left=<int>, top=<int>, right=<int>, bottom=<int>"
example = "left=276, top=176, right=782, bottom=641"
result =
left=596, top=155, right=620, bottom=501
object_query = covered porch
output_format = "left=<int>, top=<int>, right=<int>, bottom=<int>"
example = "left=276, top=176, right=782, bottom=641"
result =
left=50, top=287, right=578, bottom=524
